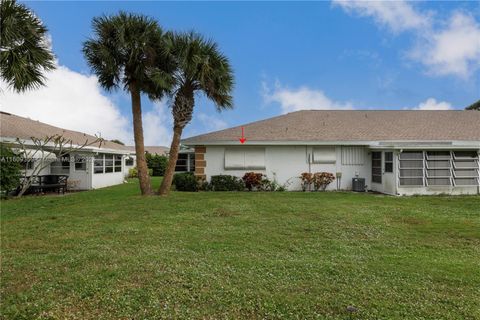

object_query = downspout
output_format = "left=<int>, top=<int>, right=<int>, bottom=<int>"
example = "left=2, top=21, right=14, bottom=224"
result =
left=307, top=146, right=311, bottom=174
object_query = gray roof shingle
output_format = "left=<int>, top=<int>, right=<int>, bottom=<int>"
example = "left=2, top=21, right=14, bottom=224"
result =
left=182, top=110, right=480, bottom=144
left=0, top=111, right=131, bottom=152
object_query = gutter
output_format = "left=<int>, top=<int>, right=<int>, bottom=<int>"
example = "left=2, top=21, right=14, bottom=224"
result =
left=181, top=139, right=480, bottom=148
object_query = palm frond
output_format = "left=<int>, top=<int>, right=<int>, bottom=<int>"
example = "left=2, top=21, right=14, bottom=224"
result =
left=82, top=12, right=174, bottom=98
left=168, top=31, right=234, bottom=126
left=0, top=0, right=55, bottom=92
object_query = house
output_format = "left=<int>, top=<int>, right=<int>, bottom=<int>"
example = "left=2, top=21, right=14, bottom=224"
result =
left=0, top=111, right=136, bottom=190
left=182, top=110, right=480, bottom=195
left=126, top=145, right=169, bottom=156
left=125, top=145, right=196, bottom=173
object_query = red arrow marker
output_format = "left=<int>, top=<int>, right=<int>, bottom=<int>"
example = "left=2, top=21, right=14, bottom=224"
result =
left=239, top=126, right=247, bottom=144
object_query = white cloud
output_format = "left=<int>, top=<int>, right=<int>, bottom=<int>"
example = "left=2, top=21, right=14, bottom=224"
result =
left=142, top=100, right=172, bottom=147
left=0, top=64, right=132, bottom=143
left=333, top=1, right=480, bottom=78
left=262, top=81, right=353, bottom=114
left=409, top=12, right=480, bottom=78
left=197, top=113, right=228, bottom=131
left=332, top=0, right=430, bottom=33
left=412, top=98, right=452, bottom=110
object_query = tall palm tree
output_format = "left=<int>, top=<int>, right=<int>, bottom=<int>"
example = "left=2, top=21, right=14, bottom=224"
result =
left=0, top=0, right=55, bottom=92
left=83, top=13, right=174, bottom=195
left=159, top=32, right=234, bottom=196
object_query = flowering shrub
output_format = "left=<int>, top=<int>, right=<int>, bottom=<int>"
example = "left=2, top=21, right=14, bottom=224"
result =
left=242, top=172, right=264, bottom=191
left=313, top=172, right=335, bottom=191
left=299, top=172, right=314, bottom=191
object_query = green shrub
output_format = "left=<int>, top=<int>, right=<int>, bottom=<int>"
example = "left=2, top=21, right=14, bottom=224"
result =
left=172, top=172, right=198, bottom=191
left=197, top=179, right=212, bottom=191
left=128, top=167, right=138, bottom=178
left=128, top=167, right=152, bottom=178
left=210, top=175, right=244, bottom=191
left=146, top=153, right=168, bottom=176
left=260, top=176, right=282, bottom=191
left=0, top=144, right=21, bottom=196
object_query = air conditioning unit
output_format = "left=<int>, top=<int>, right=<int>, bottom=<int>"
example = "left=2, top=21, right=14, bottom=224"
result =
left=352, top=178, right=365, bottom=192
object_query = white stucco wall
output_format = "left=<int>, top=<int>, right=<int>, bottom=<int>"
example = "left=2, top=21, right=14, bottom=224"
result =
left=203, top=145, right=480, bottom=194
left=91, top=171, right=125, bottom=189
left=204, top=145, right=372, bottom=191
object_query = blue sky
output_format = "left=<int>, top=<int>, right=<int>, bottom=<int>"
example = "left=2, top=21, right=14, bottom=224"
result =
left=1, top=1, right=479, bottom=146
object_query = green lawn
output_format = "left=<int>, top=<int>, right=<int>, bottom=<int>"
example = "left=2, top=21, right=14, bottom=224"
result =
left=1, top=178, right=479, bottom=319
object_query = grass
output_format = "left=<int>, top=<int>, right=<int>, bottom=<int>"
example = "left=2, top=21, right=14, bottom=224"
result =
left=1, top=177, right=479, bottom=319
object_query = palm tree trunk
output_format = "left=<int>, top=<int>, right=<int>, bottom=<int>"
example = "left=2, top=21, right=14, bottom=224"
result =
left=130, top=82, right=152, bottom=195
left=158, top=124, right=183, bottom=196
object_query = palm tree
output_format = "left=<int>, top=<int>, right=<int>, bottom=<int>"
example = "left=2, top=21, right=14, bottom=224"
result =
left=159, top=32, right=234, bottom=195
left=83, top=13, right=174, bottom=195
left=0, top=0, right=55, bottom=92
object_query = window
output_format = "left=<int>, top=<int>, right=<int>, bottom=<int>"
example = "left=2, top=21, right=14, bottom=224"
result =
left=114, top=155, right=122, bottom=172
left=94, top=154, right=104, bottom=174
left=21, top=159, right=34, bottom=170
left=425, top=151, right=451, bottom=186
left=453, top=151, right=479, bottom=186
left=125, top=157, right=134, bottom=166
left=224, top=147, right=265, bottom=170
left=74, top=155, right=86, bottom=171
left=384, top=152, right=393, bottom=173
left=224, top=148, right=244, bottom=169
left=94, top=154, right=123, bottom=174
left=371, top=152, right=382, bottom=183
left=175, top=153, right=196, bottom=172
left=398, top=150, right=479, bottom=188
left=312, top=146, right=336, bottom=164
left=399, top=151, right=424, bottom=186
left=175, top=153, right=189, bottom=172
left=104, top=154, right=114, bottom=173
left=51, top=154, right=70, bottom=174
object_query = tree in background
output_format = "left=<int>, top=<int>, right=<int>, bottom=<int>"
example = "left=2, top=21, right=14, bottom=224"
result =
left=465, top=100, right=479, bottom=110
left=83, top=13, right=174, bottom=195
left=145, top=152, right=168, bottom=176
left=158, top=32, right=234, bottom=195
left=0, top=0, right=55, bottom=92
left=0, top=144, right=21, bottom=197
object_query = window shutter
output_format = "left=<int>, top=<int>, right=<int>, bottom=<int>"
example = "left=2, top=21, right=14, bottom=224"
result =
left=224, top=147, right=266, bottom=170
left=313, top=146, right=336, bottom=164
left=224, top=148, right=245, bottom=169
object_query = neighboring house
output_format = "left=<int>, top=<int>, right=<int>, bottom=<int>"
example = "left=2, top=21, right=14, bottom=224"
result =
left=182, top=110, right=480, bottom=195
left=125, top=145, right=196, bottom=173
left=0, top=111, right=136, bottom=190
left=126, top=145, right=169, bottom=156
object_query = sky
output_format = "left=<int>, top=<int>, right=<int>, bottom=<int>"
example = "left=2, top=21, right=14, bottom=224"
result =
left=1, top=1, right=479, bottom=146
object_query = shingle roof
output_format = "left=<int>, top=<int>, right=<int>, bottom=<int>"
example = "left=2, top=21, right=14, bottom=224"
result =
left=0, top=111, right=131, bottom=152
left=126, top=145, right=169, bottom=156
left=182, top=110, right=480, bottom=144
